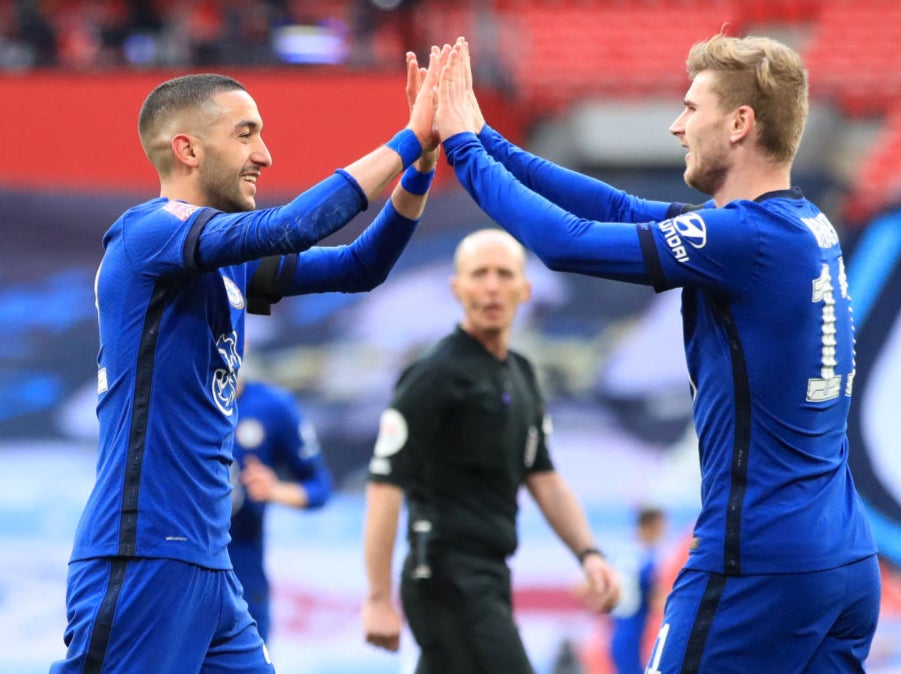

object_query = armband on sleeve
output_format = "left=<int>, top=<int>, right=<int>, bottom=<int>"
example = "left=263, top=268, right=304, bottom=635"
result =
left=246, top=255, right=297, bottom=315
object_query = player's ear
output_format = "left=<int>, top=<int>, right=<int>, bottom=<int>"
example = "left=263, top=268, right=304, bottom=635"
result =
left=730, top=105, right=755, bottom=143
left=519, top=278, right=532, bottom=304
left=449, top=274, right=462, bottom=303
left=171, top=133, right=201, bottom=168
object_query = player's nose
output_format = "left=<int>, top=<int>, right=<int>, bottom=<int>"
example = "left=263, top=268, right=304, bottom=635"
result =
left=253, top=139, right=273, bottom=168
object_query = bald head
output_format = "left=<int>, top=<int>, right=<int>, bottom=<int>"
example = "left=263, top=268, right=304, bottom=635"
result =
left=138, top=73, right=247, bottom=173
left=453, top=229, right=527, bottom=275
left=451, top=229, right=531, bottom=353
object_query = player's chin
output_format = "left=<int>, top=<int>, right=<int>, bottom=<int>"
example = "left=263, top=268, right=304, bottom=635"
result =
left=241, top=181, right=258, bottom=207
left=237, top=192, right=257, bottom=211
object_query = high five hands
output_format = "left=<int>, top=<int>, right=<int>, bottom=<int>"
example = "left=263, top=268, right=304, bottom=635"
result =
left=434, top=37, right=486, bottom=140
left=404, top=47, right=441, bottom=171
left=407, top=37, right=486, bottom=150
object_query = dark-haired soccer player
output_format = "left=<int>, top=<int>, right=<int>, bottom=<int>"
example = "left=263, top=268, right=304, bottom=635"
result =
left=50, top=51, right=441, bottom=674
left=434, top=35, right=880, bottom=673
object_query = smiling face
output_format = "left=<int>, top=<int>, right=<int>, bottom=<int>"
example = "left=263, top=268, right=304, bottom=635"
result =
left=669, top=71, right=733, bottom=197
left=451, top=229, right=531, bottom=345
left=195, top=90, right=272, bottom=212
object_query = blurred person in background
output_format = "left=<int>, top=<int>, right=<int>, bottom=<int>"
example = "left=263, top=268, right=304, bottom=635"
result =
left=50, top=48, right=441, bottom=674
left=230, top=351, right=333, bottom=645
left=609, top=507, right=667, bottom=674
left=435, top=34, right=880, bottom=673
left=361, top=228, right=620, bottom=674
left=576, top=506, right=668, bottom=674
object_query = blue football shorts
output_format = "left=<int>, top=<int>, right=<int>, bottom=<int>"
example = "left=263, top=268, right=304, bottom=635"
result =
left=49, top=556, right=275, bottom=674
left=645, top=554, right=881, bottom=674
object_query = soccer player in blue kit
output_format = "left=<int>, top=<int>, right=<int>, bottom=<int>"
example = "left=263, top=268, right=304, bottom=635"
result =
left=432, top=35, right=881, bottom=673
left=230, top=369, right=333, bottom=644
left=50, top=49, right=442, bottom=673
left=609, top=507, right=667, bottom=674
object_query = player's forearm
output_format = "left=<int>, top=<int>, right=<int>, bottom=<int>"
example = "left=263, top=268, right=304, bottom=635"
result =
left=196, top=172, right=367, bottom=268
left=478, top=125, right=672, bottom=224
left=269, top=481, right=308, bottom=508
left=443, top=132, right=652, bottom=282
left=278, top=199, right=417, bottom=296
left=390, top=150, right=438, bottom=221
left=343, top=129, right=423, bottom=204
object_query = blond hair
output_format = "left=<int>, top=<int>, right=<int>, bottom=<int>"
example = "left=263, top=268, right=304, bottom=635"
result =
left=687, top=34, right=808, bottom=163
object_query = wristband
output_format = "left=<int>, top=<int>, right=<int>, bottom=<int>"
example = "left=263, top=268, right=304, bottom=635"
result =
left=386, top=129, right=422, bottom=170
left=577, top=546, right=604, bottom=564
left=400, top=166, right=435, bottom=195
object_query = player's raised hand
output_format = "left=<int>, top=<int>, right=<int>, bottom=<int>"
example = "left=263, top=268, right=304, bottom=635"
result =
left=406, top=50, right=439, bottom=151
left=457, top=37, right=486, bottom=133
left=436, top=40, right=474, bottom=140
left=406, top=46, right=440, bottom=154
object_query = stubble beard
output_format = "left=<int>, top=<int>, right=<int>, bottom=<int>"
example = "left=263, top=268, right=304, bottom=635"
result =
left=200, top=157, right=254, bottom=213
left=684, top=156, right=725, bottom=197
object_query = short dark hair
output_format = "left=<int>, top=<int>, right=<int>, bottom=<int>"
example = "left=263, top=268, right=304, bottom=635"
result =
left=637, top=506, right=665, bottom=528
left=138, top=73, right=246, bottom=139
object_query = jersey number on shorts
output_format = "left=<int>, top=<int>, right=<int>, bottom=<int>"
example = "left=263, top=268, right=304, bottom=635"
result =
left=645, top=622, right=670, bottom=674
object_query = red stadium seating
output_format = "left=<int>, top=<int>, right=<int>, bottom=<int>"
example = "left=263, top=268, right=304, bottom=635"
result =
left=802, top=1, right=901, bottom=117
left=843, top=105, right=901, bottom=224
left=495, top=2, right=744, bottom=113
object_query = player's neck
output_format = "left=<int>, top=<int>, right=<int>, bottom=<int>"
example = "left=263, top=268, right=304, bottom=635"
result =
left=159, top=179, right=206, bottom=207
left=462, top=324, right=510, bottom=361
left=713, top=159, right=791, bottom=207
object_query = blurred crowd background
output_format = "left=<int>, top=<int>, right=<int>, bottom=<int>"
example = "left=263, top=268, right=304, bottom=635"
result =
left=2, top=1, right=901, bottom=673
left=3, top=0, right=901, bottom=219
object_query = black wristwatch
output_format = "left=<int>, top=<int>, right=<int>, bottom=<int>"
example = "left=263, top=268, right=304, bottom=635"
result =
left=577, top=546, right=604, bottom=563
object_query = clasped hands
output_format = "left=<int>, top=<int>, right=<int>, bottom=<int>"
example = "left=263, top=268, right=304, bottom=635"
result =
left=404, top=37, right=486, bottom=167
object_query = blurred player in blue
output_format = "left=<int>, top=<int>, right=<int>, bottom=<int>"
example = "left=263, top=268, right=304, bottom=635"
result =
left=574, top=506, right=667, bottom=674
left=50, top=49, right=442, bottom=674
left=609, top=507, right=667, bottom=674
left=434, top=34, right=880, bottom=673
left=230, top=362, right=333, bottom=645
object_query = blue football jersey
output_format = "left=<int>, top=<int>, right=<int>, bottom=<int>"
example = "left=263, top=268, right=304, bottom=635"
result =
left=73, top=199, right=255, bottom=569
left=444, top=130, right=877, bottom=576
left=71, top=171, right=413, bottom=570
left=640, top=193, right=875, bottom=574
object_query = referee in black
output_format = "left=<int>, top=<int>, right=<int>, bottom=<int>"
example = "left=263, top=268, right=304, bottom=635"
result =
left=362, top=228, right=620, bottom=673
